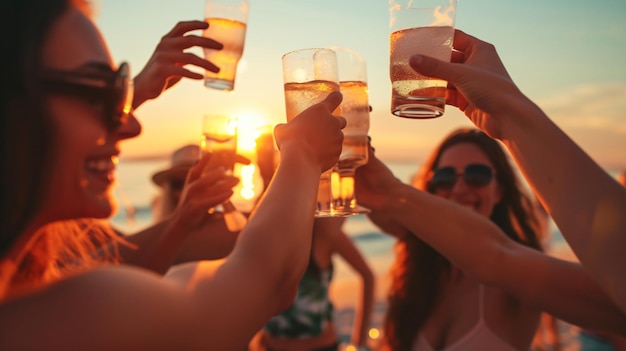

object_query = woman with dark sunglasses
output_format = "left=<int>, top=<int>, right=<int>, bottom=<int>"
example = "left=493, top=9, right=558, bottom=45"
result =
left=0, top=1, right=346, bottom=350
left=409, top=30, right=626, bottom=319
left=355, top=128, right=626, bottom=350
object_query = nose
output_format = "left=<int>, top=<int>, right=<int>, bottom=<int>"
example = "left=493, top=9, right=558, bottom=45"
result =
left=450, top=174, right=471, bottom=193
left=116, top=112, right=142, bottom=140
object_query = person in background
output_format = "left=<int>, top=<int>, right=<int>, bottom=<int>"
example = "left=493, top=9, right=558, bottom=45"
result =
left=254, top=217, right=375, bottom=351
left=355, top=129, right=626, bottom=351
left=136, top=143, right=245, bottom=267
left=248, top=131, right=375, bottom=351
left=151, top=144, right=203, bottom=223
left=374, top=128, right=546, bottom=351
left=0, top=2, right=347, bottom=350
left=407, top=29, right=626, bottom=314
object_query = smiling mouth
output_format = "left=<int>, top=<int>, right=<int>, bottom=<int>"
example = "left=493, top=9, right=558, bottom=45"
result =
left=84, top=155, right=118, bottom=188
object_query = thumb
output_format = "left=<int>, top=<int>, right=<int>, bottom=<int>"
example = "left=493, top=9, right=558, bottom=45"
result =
left=273, top=123, right=286, bottom=149
left=320, top=91, right=343, bottom=113
left=409, top=54, right=460, bottom=83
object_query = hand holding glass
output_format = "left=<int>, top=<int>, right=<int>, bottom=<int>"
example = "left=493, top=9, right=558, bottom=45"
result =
left=200, top=114, right=247, bottom=231
left=327, top=46, right=370, bottom=215
left=389, top=0, right=457, bottom=118
left=282, top=48, right=345, bottom=217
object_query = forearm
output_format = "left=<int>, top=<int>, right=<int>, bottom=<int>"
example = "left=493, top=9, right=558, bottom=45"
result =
left=118, top=219, right=188, bottom=274
left=131, top=74, right=154, bottom=109
left=386, top=183, right=508, bottom=280
left=231, top=151, right=319, bottom=285
left=499, top=97, right=626, bottom=310
left=351, top=274, right=375, bottom=346
left=167, top=153, right=321, bottom=346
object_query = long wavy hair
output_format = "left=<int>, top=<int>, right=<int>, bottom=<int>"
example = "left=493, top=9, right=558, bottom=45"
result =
left=382, top=128, right=543, bottom=351
left=0, top=0, right=122, bottom=296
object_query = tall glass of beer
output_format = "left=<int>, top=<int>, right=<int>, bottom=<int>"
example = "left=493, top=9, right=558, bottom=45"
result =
left=201, top=114, right=247, bottom=231
left=203, top=0, right=249, bottom=91
left=281, top=48, right=346, bottom=217
left=327, top=46, right=370, bottom=215
left=389, top=0, right=457, bottom=118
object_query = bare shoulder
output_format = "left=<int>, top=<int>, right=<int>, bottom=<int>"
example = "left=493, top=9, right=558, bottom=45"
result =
left=0, top=266, right=194, bottom=351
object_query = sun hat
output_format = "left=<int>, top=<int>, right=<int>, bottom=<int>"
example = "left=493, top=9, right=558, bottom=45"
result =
left=151, top=144, right=200, bottom=187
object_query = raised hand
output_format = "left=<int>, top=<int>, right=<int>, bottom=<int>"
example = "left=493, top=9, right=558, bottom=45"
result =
left=274, top=91, right=346, bottom=174
left=408, top=30, right=529, bottom=140
left=133, top=20, right=223, bottom=108
left=170, top=152, right=240, bottom=232
left=354, top=145, right=401, bottom=212
left=354, top=145, right=411, bottom=239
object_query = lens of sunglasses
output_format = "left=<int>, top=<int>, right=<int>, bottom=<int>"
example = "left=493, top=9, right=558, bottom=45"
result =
left=41, top=62, right=132, bottom=132
left=464, top=164, right=494, bottom=187
left=430, top=167, right=457, bottom=190
left=430, top=164, right=494, bottom=190
left=110, top=62, right=132, bottom=130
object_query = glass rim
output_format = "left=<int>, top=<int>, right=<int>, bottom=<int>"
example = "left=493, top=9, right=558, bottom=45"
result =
left=281, top=47, right=336, bottom=60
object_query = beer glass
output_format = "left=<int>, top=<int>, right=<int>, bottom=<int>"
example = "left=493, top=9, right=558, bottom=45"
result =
left=281, top=48, right=346, bottom=217
left=327, top=46, right=370, bottom=215
left=389, top=0, right=457, bottom=118
left=201, top=114, right=247, bottom=231
left=203, top=0, right=249, bottom=91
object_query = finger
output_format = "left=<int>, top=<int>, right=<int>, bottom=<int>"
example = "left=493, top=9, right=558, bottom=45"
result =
left=163, top=20, right=209, bottom=38
left=444, top=88, right=465, bottom=110
left=450, top=50, right=465, bottom=64
left=235, top=154, right=251, bottom=165
left=196, top=190, right=235, bottom=209
left=273, top=123, right=286, bottom=149
left=165, top=76, right=183, bottom=90
left=156, top=52, right=220, bottom=73
left=320, top=91, right=343, bottom=113
left=200, top=168, right=238, bottom=186
left=189, top=177, right=238, bottom=201
left=163, top=66, right=204, bottom=80
left=181, top=52, right=220, bottom=73
left=335, top=116, right=347, bottom=129
left=409, top=54, right=463, bottom=85
left=160, top=35, right=223, bottom=51
left=188, top=153, right=209, bottom=181
left=450, top=29, right=478, bottom=53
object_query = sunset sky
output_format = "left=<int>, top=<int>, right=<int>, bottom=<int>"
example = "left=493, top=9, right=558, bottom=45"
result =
left=94, top=0, right=626, bottom=169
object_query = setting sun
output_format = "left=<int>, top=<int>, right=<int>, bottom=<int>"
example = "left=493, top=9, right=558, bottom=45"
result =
left=236, top=112, right=270, bottom=155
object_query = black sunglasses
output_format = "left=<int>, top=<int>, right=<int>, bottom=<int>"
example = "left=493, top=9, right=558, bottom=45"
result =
left=429, top=164, right=495, bottom=191
left=41, top=62, right=133, bottom=132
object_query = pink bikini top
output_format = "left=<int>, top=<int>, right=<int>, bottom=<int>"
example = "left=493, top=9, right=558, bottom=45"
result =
left=412, top=285, right=517, bottom=351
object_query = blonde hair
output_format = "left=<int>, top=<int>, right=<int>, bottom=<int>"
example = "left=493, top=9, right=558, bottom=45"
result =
left=5, top=218, right=128, bottom=296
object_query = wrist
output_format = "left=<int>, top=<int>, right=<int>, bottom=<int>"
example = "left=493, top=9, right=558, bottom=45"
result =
left=497, top=93, right=544, bottom=142
left=279, top=144, right=322, bottom=174
left=386, top=182, right=415, bottom=213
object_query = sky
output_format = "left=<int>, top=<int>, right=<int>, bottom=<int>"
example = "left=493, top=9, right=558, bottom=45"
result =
left=94, top=0, right=626, bottom=169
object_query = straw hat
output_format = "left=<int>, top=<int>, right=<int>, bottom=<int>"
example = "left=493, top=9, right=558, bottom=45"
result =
left=151, top=144, right=200, bottom=187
